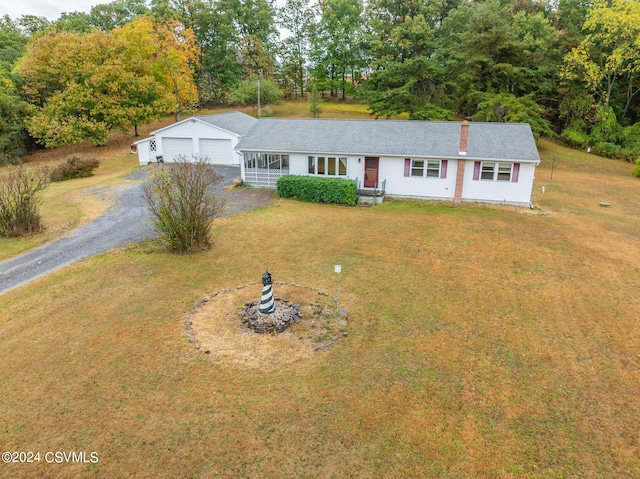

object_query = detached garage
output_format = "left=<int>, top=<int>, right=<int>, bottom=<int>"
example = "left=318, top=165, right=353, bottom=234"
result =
left=133, top=111, right=257, bottom=166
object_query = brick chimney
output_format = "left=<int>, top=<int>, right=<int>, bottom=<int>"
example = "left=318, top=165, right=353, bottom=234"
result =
left=458, top=120, right=469, bottom=156
left=454, top=120, right=469, bottom=204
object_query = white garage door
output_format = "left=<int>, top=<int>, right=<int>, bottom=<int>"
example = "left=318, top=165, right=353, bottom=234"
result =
left=199, top=139, right=234, bottom=165
left=162, top=138, right=193, bottom=162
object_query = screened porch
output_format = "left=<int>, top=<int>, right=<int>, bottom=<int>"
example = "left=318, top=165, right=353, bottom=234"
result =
left=243, top=153, right=290, bottom=187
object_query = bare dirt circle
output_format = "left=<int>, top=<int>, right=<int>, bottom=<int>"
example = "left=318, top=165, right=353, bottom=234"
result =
left=185, top=282, right=348, bottom=367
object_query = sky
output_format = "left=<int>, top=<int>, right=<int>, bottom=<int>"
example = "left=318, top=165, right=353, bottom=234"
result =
left=0, top=0, right=99, bottom=21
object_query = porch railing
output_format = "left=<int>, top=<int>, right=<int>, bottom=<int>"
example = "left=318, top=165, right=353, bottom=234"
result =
left=357, top=178, right=386, bottom=197
left=244, top=167, right=289, bottom=187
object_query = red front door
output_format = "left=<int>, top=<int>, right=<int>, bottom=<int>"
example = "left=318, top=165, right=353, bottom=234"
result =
left=364, top=157, right=379, bottom=188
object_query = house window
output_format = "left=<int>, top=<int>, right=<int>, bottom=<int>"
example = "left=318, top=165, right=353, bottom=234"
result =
left=479, top=162, right=512, bottom=181
left=149, top=140, right=156, bottom=152
left=328, top=157, right=337, bottom=175
left=308, top=156, right=348, bottom=176
left=408, top=159, right=442, bottom=178
left=426, top=160, right=440, bottom=177
left=338, top=158, right=347, bottom=176
left=497, top=163, right=512, bottom=181
left=411, top=160, right=424, bottom=177
left=481, top=162, right=495, bottom=180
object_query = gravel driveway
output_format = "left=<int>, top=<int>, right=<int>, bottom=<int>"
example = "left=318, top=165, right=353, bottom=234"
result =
left=0, top=165, right=274, bottom=295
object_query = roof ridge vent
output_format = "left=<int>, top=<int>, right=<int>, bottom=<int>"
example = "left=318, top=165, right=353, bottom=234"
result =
left=458, top=119, right=469, bottom=156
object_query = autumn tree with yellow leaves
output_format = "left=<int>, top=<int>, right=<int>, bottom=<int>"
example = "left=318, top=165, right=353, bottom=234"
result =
left=153, top=19, right=200, bottom=122
left=562, top=0, right=640, bottom=140
left=17, top=16, right=200, bottom=147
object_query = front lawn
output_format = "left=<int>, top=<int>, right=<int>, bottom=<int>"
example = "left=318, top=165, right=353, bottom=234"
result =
left=1, top=140, right=640, bottom=476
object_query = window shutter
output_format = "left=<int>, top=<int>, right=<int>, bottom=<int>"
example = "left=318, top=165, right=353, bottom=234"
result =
left=473, top=161, right=481, bottom=180
left=404, top=158, right=411, bottom=177
left=512, top=163, right=520, bottom=182
left=440, top=160, right=448, bottom=179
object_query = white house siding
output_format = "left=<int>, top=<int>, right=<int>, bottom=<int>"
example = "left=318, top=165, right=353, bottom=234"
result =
left=378, top=157, right=457, bottom=200
left=288, top=154, right=459, bottom=199
left=240, top=152, right=536, bottom=207
left=284, top=153, right=307, bottom=176
left=134, top=138, right=152, bottom=165
left=286, top=154, right=363, bottom=184
left=460, top=161, right=536, bottom=206
left=151, top=120, right=241, bottom=165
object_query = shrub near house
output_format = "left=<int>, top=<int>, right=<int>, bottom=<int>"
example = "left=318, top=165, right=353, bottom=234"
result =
left=276, top=175, right=358, bottom=205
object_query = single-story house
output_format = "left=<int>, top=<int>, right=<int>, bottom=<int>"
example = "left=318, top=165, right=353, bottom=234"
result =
left=132, top=111, right=257, bottom=165
left=235, top=117, right=540, bottom=207
left=134, top=112, right=541, bottom=207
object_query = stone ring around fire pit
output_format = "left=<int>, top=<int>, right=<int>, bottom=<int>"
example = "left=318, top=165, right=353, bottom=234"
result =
left=184, top=282, right=348, bottom=367
left=240, top=298, right=302, bottom=334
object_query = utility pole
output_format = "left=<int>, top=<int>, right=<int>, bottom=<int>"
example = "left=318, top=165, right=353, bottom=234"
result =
left=257, top=78, right=261, bottom=118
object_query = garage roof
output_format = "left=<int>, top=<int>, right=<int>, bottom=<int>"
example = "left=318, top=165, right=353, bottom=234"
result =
left=198, top=111, right=258, bottom=136
left=149, top=111, right=258, bottom=137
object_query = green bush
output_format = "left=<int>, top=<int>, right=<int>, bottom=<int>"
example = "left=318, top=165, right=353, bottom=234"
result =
left=560, top=128, right=591, bottom=149
left=229, top=79, right=284, bottom=107
left=50, top=154, right=100, bottom=181
left=591, top=141, right=638, bottom=162
left=622, top=123, right=640, bottom=151
left=617, top=148, right=640, bottom=163
left=632, top=160, right=640, bottom=178
left=592, top=142, right=621, bottom=159
left=276, top=175, right=357, bottom=206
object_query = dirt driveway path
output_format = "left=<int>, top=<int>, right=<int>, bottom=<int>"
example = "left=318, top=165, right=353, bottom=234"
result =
left=0, top=166, right=274, bottom=295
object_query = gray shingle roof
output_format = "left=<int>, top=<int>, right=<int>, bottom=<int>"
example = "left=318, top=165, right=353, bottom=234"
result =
left=198, top=111, right=258, bottom=136
left=235, top=118, right=540, bottom=163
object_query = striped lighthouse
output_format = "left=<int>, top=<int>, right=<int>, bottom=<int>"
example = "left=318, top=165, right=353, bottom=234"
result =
left=259, top=270, right=275, bottom=314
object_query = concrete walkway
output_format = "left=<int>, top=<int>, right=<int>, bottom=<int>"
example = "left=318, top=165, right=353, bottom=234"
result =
left=0, top=166, right=274, bottom=295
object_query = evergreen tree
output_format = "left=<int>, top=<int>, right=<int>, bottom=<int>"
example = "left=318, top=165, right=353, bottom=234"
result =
left=308, top=83, right=322, bottom=117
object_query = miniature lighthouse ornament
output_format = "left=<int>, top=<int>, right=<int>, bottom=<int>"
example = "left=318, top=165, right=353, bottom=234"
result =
left=259, top=270, right=275, bottom=314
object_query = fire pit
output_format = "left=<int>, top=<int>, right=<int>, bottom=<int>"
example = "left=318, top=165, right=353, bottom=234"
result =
left=239, top=271, right=302, bottom=334
left=239, top=298, right=302, bottom=334
left=184, top=281, right=348, bottom=367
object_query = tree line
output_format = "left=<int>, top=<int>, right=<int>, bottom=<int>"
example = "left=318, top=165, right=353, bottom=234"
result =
left=1, top=0, right=639, bottom=164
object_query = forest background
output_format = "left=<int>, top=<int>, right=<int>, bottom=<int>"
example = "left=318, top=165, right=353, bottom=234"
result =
left=1, top=0, right=639, bottom=165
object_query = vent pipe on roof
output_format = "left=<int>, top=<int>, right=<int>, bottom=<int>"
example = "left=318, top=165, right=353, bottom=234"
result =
left=458, top=120, right=469, bottom=156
